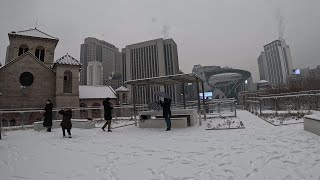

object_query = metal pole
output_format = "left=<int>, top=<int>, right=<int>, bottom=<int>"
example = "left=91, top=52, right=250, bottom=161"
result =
left=196, top=78, right=202, bottom=126
left=234, top=101, right=237, bottom=117
left=259, top=99, right=262, bottom=116
left=201, top=81, right=207, bottom=121
left=132, top=85, right=137, bottom=126
left=275, top=98, right=278, bottom=115
left=182, top=83, right=186, bottom=109
left=20, top=112, right=24, bottom=129
left=147, top=86, right=151, bottom=110
left=308, top=95, right=311, bottom=114
left=297, top=96, right=300, bottom=116
left=255, top=102, right=258, bottom=115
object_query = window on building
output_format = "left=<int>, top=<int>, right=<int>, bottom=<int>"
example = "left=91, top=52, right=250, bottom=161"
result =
left=63, top=70, right=72, bottom=93
left=92, top=103, right=101, bottom=112
left=80, top=103, right=87, bottom=112
left=35, top=46, right=45, bottom=62
left=18, top=45, right=29, bottom=56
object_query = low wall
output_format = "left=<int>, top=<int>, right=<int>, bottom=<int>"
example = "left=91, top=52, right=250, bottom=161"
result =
left=304, top=115, right=320, bottom=136
left=139, top=118, right=187, bottom=129
left=139, top=109, right=198, bottom=127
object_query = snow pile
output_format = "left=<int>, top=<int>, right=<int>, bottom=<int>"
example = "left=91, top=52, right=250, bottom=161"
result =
left=1, top=111, right=320, bottom=180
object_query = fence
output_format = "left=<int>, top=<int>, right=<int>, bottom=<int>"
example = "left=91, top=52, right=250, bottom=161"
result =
left=0, top=105, right=149, bottom=133
left=246, top=92, right=320, bottom=116
left=0, top=99, right=237, bottom=137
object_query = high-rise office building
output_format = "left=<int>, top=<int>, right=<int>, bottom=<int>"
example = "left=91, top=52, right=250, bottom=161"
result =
left=123, top=38, right=180, bottom=104
left=80, top=37, right=121, bottom=85
left=87, top=61, right=103, bottom=86
left=258, top=39, right=293, bottom=86
left=257, top=52, right=268, bottom=81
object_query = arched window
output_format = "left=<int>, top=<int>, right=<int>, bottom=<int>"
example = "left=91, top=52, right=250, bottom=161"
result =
left=92, top=102, right=101, bottom=118
left=80, top=103, right=88, bottom=112
left=35, top=46, right=45, bottom=62
left=63, top=71, right=72, bottom=93
left=80, top=103, right=88, bottom=119
left=122, top=93, right=127, bottom=104
left=18, top=45, right=29, bottom=56
left=92, top=103, right=101, bottom=112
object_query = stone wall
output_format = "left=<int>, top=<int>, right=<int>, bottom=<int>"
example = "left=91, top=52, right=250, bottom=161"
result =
left=6, top=35, right=58, bottom=66
left=0, top=53, right=55, bottom=109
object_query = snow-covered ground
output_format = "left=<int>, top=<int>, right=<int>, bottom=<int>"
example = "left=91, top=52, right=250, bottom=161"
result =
left=1, top=111, right=320, bottom=180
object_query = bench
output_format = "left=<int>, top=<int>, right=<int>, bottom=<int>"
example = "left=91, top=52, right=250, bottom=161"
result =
left=304, top=115, right=320, bottom=136
left=155, top=114, right=191, bottom=126
left=139, top=117, right=188, bottom=128
left=139, top=109, right=198, bottom=127
left=34, top=119, right=95, bottom=131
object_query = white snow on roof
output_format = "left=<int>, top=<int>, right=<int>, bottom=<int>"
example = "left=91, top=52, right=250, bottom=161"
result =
left=10, top=28, right=58, bottom=40
left=79, top=86, right=117, bottom=99
left=55, top=54, right=81, bottom=66
left=115, top=86, right=129, bottom=92
left=258, top=80, right=269, bottom=83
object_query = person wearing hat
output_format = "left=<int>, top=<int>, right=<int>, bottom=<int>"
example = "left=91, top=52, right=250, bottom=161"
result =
left=102, top=97, right=113, bottom=132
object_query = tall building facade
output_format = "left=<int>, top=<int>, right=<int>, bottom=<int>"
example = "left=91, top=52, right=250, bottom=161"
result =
left=123, top=38, right=180, bottom=104
left=258, top=39, right=293, bottom=86
left=80, top=37, right=121, bottom=85
left=257, top=52, right=268, bottom=81
left=87, top=61, right=103, bottom=86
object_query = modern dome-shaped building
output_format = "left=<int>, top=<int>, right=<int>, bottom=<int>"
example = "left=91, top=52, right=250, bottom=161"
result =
left=192, top=65, right=251, bottom=98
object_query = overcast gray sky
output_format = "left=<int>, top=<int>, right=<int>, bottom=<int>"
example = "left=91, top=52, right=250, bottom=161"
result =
left=1, top=0, right=320, bottom=82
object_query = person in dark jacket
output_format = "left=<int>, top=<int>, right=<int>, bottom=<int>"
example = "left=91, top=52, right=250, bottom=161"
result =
left=102, top=97, right=113, bottom=132
left=43, top=100, right=53, bottom=132
left=59, top=108, right=72, bottom=138
left=160, top=98, right=172, bottom=131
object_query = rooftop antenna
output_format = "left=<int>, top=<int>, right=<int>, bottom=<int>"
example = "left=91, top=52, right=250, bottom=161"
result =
left=35, top=19, right=38, bottom=29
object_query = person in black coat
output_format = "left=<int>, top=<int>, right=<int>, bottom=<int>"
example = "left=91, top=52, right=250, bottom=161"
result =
left=160, top=98, right=172, bottom=131
left=43, top=100, right=53, bottom=132
left=59, top=108, right=72, bottom=138
left=102, top=97, right=113, bottom=132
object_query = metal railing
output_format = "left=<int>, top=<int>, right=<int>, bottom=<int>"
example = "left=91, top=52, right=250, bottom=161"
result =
left=245, top=92, right=320, bottom=116
left=0, top=105, right=149, bottom=132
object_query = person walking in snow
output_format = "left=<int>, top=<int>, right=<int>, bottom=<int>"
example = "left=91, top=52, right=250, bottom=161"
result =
left=102, top=97, right=113, bottom=132
left=160, top=98, right=172, bottom=131
left=43, top=100, right=53, bottom=132
left=59, top=108, right=72, bottom=138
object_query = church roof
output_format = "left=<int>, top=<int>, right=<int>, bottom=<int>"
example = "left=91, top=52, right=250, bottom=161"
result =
left=115, top=86, right=129, bottom=92
left=55, top=54, right=81, bottom=66
left=9, top=28, right=58, bottom=40
left=79, top=86, right=117, bottom=99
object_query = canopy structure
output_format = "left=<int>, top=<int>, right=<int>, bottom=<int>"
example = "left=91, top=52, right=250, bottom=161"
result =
left=125, top=73, right=203, bottom=86
left=125, top=73, right=207, bottom=126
